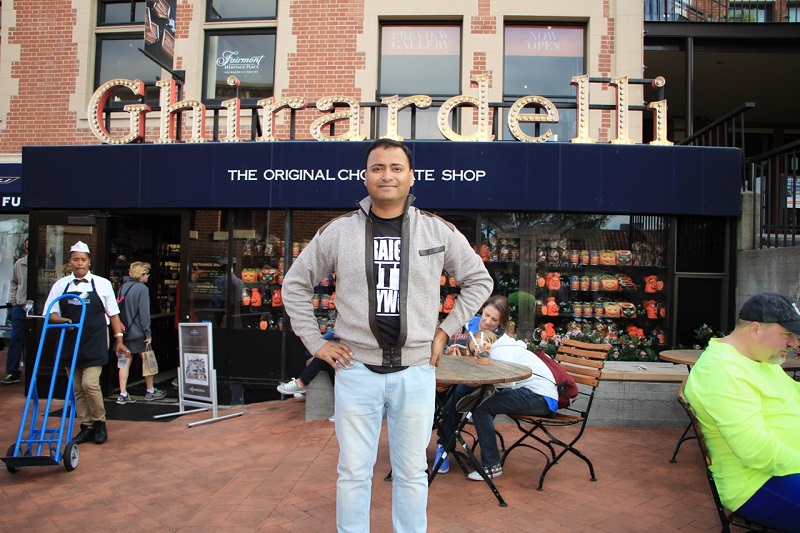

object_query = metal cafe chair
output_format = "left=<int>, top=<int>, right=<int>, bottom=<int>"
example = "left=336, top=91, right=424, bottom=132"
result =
left=676, top=384, right=783, bottom=533
left=500, top=338, right=609, bottom=491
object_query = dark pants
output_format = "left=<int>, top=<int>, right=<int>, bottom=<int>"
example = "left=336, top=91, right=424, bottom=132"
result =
left=437, top=385, right=552, bottom=467
left=299, top=356, right=335, bottom=386
left=5, top=305, right=26, bottom=378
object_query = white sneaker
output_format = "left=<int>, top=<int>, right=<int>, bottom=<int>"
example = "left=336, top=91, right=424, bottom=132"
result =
left=467, top=463, right=503, bottom=481
left=277, top=378, right=307, bottom=395
left=328, top=416, right=335, bottom=422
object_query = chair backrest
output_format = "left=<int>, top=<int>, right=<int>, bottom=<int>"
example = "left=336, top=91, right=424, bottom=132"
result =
left=555, top=339, right=609, bottom=415
left=677, top=383, right=735, bottom=533
left=555, top=338, right=609, bottom=388
left=678, top=383, right=783, bottom=533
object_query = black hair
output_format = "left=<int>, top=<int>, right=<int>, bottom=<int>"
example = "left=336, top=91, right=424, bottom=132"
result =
left=364, top=139, right=412, bottom=168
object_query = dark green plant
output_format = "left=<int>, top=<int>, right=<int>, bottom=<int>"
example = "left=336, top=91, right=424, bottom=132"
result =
left=693, top=323, right=723, bottom=349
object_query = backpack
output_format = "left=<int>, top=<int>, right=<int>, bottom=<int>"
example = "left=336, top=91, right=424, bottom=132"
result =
left=116, top=283, right=140, bottom=335
left=533, top=350, right=579, bottom=409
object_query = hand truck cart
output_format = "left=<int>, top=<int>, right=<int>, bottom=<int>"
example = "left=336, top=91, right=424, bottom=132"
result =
left=2, top=294, right=87, bottom=473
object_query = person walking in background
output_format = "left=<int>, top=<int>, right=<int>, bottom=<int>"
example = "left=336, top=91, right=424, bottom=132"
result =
left=44, top=241, right=128, bottom=445
left=685, top=292, right=800, bottom=531
left=2, top=237, right=27, bottom=385
left=116, top=261, right=165, bottom=404
left=282, top=138, right=492, bottom=532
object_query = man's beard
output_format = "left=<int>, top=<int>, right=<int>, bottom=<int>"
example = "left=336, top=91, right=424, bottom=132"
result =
left=767, top=354, right=786, bottom=365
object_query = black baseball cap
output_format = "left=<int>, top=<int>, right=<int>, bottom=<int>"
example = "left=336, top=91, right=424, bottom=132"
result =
left=739, top=293, right=800, bottom=335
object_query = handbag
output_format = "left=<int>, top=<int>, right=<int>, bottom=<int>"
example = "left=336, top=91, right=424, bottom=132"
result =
left=142, top=348, right=159, bottom=377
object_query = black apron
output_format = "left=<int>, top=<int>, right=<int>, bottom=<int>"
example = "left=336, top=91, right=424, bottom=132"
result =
left=60, top=279, right=110, bottom=369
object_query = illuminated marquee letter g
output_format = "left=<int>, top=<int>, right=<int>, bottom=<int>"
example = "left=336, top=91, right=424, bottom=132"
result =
left=87, top=79, right=150, bottom=144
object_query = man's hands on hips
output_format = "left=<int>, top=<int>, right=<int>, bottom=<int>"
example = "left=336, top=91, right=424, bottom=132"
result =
left=430, top=328, right=449, bottom=367
left=316, top=341, right=354, bottom=370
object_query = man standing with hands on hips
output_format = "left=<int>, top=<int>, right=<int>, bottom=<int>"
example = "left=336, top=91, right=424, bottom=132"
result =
left=44, top=241, right=129, bottom=445
left=282, top=139, right=492, bottom=532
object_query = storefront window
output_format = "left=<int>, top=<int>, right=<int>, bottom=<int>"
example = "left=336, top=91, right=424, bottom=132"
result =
left=476, top=212, right=669, bottom=356
left=504, top=25, right=584, bottom=99
left=503, top=25, right=584, bottom=142
left=0, top=217, right=28, bottom=338
left=186, top=210, right=288, bottom=330
left=234, top=210, right=288, bottom=331
left=203, top=31, right=276, bottom=102
left=207, top=0, right=277, bottom=20
left=290, top=211, right=348, bottom=335
left=378, top=24, right=461, bottom=139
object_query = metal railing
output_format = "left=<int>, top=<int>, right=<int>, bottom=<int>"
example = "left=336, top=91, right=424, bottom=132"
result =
left=746, top=140, right=800, bottom=247
left=645, top=0, right=800, bottom=23
left=678, top=102, right=754, bottom=190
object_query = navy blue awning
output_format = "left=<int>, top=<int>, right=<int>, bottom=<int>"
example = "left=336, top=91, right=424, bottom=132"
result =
left=0, top=163, right=23, bottom=210
left=22, top=141, right=742, bottom=217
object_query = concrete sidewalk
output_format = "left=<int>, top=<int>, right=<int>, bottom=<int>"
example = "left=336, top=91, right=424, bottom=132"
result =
left=0, top=372, right=726, bottom=533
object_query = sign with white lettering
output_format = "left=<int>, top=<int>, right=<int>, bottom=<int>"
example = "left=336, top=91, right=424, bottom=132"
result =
left=208, top=33, right=276, bottom=100
left=21, top=141, right=743, bottom=218
left=0, top=164, right=22, bottom=211
left=505, top=26, right=584, bottom=98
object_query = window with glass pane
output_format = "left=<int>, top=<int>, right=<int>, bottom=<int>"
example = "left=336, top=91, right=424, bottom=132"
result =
left=788, top=4, right=800, bottom=22
left=99, top=0, right=146, bottom=25
left=232, top=210, right=287, bottom=331
left=207, top=0, right=277, bottom=20
left=95, top=35, right=162, bottom=104
left=186, top=210, right=231, bottom=327
left=504, top=25, right=584, bottom=99
left=379, top=25, right=461, bottom=139
left=204, top=32, right=276, bottom=101
left=727, top=6, right=769, bottom=22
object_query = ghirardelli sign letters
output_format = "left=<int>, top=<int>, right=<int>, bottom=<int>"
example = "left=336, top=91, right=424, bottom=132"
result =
left=87, top=73, right=672, bottom=146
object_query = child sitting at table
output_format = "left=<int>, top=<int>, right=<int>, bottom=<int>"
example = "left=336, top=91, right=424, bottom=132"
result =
left=433, top=329, right=560, bottom=480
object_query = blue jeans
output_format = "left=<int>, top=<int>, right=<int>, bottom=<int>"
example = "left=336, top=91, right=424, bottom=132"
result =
left=334, top=361, right=435, bottom=533
left=737, top=474, right=800, bottom=531
left=5, top=305, right=26, bottom=378
left=438, top=385, right=552, bottom=467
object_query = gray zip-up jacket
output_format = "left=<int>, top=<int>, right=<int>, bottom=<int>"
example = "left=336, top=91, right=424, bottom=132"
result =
left=282, top=195, right=493, bottom=368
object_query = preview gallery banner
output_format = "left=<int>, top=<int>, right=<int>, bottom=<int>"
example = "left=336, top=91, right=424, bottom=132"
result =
left=88, top=73, right=672, bottom=147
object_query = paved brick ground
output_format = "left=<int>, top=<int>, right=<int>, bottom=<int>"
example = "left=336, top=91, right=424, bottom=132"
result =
left=0, top=360, right=723, bottom=532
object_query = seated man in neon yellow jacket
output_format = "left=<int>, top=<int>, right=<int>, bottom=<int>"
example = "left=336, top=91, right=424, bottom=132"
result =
left=685, top=292, right=800, bottom=531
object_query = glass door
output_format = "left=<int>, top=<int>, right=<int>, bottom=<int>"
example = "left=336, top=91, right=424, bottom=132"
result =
left=26, top=211, right=108, bottom=397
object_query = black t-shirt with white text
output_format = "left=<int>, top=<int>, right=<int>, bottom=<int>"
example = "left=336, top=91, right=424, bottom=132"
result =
left=370, top=211, right=402, bottom=348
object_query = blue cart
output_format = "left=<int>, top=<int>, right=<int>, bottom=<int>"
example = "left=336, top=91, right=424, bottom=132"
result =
left=2, top=294, right=86, bottom=473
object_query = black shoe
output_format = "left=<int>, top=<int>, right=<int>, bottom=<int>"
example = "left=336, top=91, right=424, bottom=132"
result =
left=1, top=374, right=20, bottom=385
left=456, top=385, right=496, bottom=413
left=93, top=421, right=108, bottom=445
left=72, top=424, right=95, bottom=444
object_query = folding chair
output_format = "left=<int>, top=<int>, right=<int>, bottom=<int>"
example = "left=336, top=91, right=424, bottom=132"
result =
left=500, top=338, right=609, bottom=491
left=676, top=384, right=783, bottom=533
